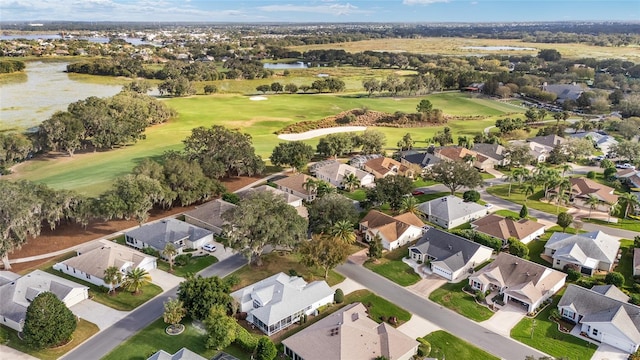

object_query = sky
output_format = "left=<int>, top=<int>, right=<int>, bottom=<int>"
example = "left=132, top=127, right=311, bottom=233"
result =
left=1, top=0, right=638, bottom=23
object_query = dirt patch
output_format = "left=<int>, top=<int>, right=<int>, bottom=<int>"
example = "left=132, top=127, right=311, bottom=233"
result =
left=7, top=175, right=262, bottom=272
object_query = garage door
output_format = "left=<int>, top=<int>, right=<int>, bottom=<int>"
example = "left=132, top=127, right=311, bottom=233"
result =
left=601, top=333, right=636, bottom=353
left=432, top=266, right=452, bottom=280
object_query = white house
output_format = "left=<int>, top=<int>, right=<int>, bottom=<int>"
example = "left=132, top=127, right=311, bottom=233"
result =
left=469, top=253, right=566, bottom=313
left=544, top=231, right=620, bottom=275
left=418, top=195, right=488, bottom=229
left=312, top=161, right=375, bottom=188
left=147, top=347, right=206, bottom=360
left=124, top=218, right=213, bottom=255
left=359, top=210, right=425, bottom=250
left=231, top=272, right=334, bottom=336
left=408, top=228, right=493, bottom=281
left=0, top=270, right=89, bottom=332
left=53, top=240, right=157, bottom=290
left=559, top=284, right=640, bottom=353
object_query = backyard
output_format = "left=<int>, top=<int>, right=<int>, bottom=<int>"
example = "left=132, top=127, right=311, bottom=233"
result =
left=422, top=330, right=500, bottom=360
left=429, top=281, right=495, bottom=322
left=486, top=185, right=569, bottom=214
left=364, top=242, right=421, bottom=286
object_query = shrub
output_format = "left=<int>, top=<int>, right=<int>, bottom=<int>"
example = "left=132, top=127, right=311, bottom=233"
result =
left=23, top=292, right=77, bottom=350
left=174, top=254, right=192, bottom=267
left=476, top=290, right=486, bottom=301
left=576, top=276, right=599, bottom=289
left=586, top=171, right=596, bottom=179
left=566, top=268, right=581, bottom=282
left=605, top=272, right=625, bottom=287
left=142, top=247, right=160, bottom=257
left=334, top=288, right=344, bottom=304
left=633, top=283, right=640, bottom=293
left=288, top=269, right=299, bottom=277
left=604, top=167, right=617, bottom=180
left=234, top=323, right=259, bottom=352
left=379, top=315, right=387, bottom=322
left=631, top=294, right=640, bottom=306
left=222, top=192, right=240, bottom=204
left=463, top=190, right=481, bottom=202
left=388, top=316, right=398, bottom=326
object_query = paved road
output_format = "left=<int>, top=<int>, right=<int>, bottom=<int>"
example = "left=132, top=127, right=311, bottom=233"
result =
left=336, top=262, right=547, bottom=360
left=62, top=253, right=247, bottom=360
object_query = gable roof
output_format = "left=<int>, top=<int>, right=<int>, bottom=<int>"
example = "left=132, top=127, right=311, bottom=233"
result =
left=147, top=348, right=207, bottom=360
left=281, top=302, right=418, bottom=360
left=364, top=157, right=409, bottom=177
left=545, top=231, right=620, bottom=266
left=417, top=195, right=487, bottom=222
left=471, top=143, right=507, bottom=161
left=60, top=242, right=154, bottom=279
left=314, top=161, right=373, bottom=183
left=591, top=284, right=630, bottom=302
left=436, top=146, right=478, bottom=162
left=183, top=199, right=237, bottom=229
left=125, top=219, right=212, bottom=250
left=471, top=253, right=566, bottom=305
left=401, top=151, right=441, bottom=168
left=231, top=273, right=333, bottom=327
left=542, top=84, right=584, bottom=101
left=471, top=214, right=545, bottom=241
left=409, top=228, right=492, bottom=273
left=559, top=284, right=640, bottom=344
left=273, top=173, right=319, bottom=196
left=565, top=177, right=618, bottom=204
left=360, top=210, right=424, bottom=243
left=527, top=135, right=567, bottom=148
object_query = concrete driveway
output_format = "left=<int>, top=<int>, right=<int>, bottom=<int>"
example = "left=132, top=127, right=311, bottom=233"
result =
left=331, top=277, right=366, bottom=295
left=70, top=299, right=129, bottom=330
left=479, top=303, right=526, bottom=336
left=397, top=315, right=441, bottom=339
left=0, top=345, right=38, bottom=360
left=591, top=344, right=630, bottom=360
left=148, top=268, right=183, bottom=291
left=406, top=275, right=447, bottom=297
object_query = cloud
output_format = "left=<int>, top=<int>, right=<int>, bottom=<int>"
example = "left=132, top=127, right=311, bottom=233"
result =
left=258, top=2, right=369, bottom=16
left=471, top=1, right=478, bottom=4
left=403, top=0, right=450, bottom=5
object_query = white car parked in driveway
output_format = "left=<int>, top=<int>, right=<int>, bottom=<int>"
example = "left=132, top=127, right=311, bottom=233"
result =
left=202, top=243, right=217, bottom=252
left=616, top=163, right=636, bottom=170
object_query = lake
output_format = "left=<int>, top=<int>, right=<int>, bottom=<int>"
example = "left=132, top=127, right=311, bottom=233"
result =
left=0, top=62, right=124, bottom=130
left=263, top=62, right=309, bottom=69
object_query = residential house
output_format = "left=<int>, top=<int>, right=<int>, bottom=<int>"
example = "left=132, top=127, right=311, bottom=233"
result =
left=359, top=210, right=425, bottom=250
left=312, top=160, right=375, bottom=188
left=558, top=284, right=640, bottom=353
left=617, top=169, right=640, bottom=189
left=417, top=195, right=489, bottom=229
left=183, top=199, right=237, bottom=235
left=400, top=150, right=441, bottom=173
left=570, top=131, right=618, bottom=156
left=544, top=230, right=620, bottom=275
left=541, top=83, right=585, bottom=103
left=527, top=135, right=567, bottom=149
left=124, top=219, right=213, bottom=255
left=471, top=214, right=545, bottom=245
left=363, top=157, right=415, bottom=179
left=231, top=272, right=333, bottom=336
left=471, top=143, right=510, bottom=167
left=53, top=240, right=157, bottom=290
left=634, top=249, right=640, bottom=277
left=0, top=270, right=89, bottom=332
left=237, top=185, right=308, bottom=218
left=349, top=154, right=383, bottom=169
left=147, top=347, right=206, bottom=360
left=548, top=177, right=618, bottom=211
left=408, top=228, right=493, bottom=281
left=273, top=173, right=322, bottom=202
left=469, top=253, right=566, bottom=313
left=435, top=146, right=496, bottom=171
left=511, top=135, right=567, bottom=163
left=282, top=302, right=419, bottom=360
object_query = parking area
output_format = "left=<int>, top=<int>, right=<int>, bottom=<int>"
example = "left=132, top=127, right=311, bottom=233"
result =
left=406, top=275, right=447, bottom=297
left=202, top=240, right=236, bottom=262
left=397, top=315, right=440, bottom=339
left=148, top=268, right=183, bottom=291
left=479, top=303, right=526, bottom=336
left=590, top=344, right=630, bottom=360
left=70, top=299, right=129, bottom=330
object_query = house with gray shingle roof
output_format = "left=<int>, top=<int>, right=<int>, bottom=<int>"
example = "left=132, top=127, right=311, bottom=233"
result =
left=0, top=270, right=88, bottom=332
left=471, top=143, right=509, bottom=167
left=418, top=195, right=488, bottom=229
left=231, top=272, right=333, bottom=335
left=124, top=218, right=213, bottom=255
left=558, top=284, right=640, bottom=353
left=541, top=83, right=585, bottom=103
left=183, top=198, right=237, bottom=235
left=469, top=253, right=566, bottom=313
left=312, top=160, right=375, bottom=189
left=544, top=230, right=620, bottom=275
left=147, top=347, right=206, bottom=360
left=400, top=150, right=441, bottom=173
left=408, top=228, right=493, bottom=281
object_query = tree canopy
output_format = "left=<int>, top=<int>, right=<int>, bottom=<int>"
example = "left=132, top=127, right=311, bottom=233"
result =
left=307, top=193, right=359, bottom=234
left=270, top=142, right=315, bottom=172
left=23, top=292, right=77, bottom=350
left=427, top=160, right=483, bottom=195
left=365, top=175, right=414, bottom=211
left=177, top=274, right=235, bottom=320
left=298, top=234, right=351, bottom=279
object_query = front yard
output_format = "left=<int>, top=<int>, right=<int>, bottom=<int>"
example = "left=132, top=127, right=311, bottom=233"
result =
left=422, top=330, right=499, bottom=360
left=429, top=281, right=494, bottom=322
left=510, top=294, right=597, bottom=360
left=486, top=185, right=568, bottom=214
left=364, top=242, right=421, bottom=286
left=156, top=254, right=218, bottom=277
left=583, top=217, right=640, bottom=232
left=0, top=319, right=99, bottom=360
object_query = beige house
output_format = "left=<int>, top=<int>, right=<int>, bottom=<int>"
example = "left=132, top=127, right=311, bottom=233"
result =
left=183, top=199, right=237, bottom=234
left=469, top=253, right=566, bottom=313
left=359, top=210, right=425, bottom=250
left=273, top=173, right=321, bottom=202
left=282, top=302, right=419, bottom=360
left=363, top=157, right=414, bottom=179
left=548, top=177, right=618, bottom=211
left=436, top=146, right=497, bottom=171
left=471, top=214, right=545, bottom=245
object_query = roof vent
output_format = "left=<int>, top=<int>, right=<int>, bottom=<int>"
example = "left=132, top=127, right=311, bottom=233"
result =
left=526, top=272, right=530, bottom=277
left=448, top=245, right=453, bottom=250
left=514, top=262, right=519, bottom=265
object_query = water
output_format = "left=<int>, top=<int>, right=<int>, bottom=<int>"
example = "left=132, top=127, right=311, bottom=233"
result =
left=0, top=34, right=149, bottom=45
left=461, top=46, right=537, bottom=51
left=0, top=62, right=124, bottom=130
left=263, top=62, right=308, bottom=69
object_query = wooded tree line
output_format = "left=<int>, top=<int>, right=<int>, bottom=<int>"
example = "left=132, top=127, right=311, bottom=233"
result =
left=0, top=59, right=25, bottom=73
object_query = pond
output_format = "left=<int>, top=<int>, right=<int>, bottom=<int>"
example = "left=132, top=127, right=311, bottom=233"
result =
left=0, top=61, right=124, bottom=130
left=263, top=62, right=309, bottom=69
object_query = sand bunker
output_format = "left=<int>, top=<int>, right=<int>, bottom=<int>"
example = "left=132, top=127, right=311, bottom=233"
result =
left=277, top=126, right=367, bottom=141
left=249, top=96, right=268, bottom=101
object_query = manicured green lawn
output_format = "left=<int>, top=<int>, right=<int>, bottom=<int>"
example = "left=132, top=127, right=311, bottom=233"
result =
left=44, top=267, right=163, bottom=311
left=494, top=209, right=537, bottom=220
left=413, top=191, right=450, bottom=203
left=583, top=218, right=640, bottom=232
left=429, top=281, right=494, bottom=322
left=486, top=185, right=568, bottom=214
left=229, top=251, right=347, bottom=291
left=11, top=92, right=522, bottom=196
left=0, top=319, right=99, bottom=360
left=412, top=178, right=439, bottom=188
left=364, top=242, right=421, bottom=286
left=346, top=290, right=411, bottom=325
left=102, top=317, right=249, bottom=360
left=156, top=255, right=218, bottom=277
left=526, top=239, right=550, bottom=266
left=511, top=295, right=597, bottom=360
left=616, top=239, right=635, bottom=291
left=423, top=330, right=499, bottom=360
left=340, top=188, right=367, bottom=202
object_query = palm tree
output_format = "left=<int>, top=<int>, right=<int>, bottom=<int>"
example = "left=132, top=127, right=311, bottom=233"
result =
left=504, top=173, right=517, bottom=198
left=523, top=184, right=535, bottom=203
left=122, top=268, right=152, bottom=295
left=302, top=177, right=318, bottom=195
left=162, top=243, right=178, bottom=273
left=316, top=181, right=336, bottom=197
left=329, top=220, right=356, bottom=244
left=560, top=164, right=572, bottom=177
left=616, top=193, right=640, bottom=219
left=399, top=196, right=423, bottom=217
left=554, top=178, right=571, bottom=213
left=342, top=173, right=361, bottom=192
left=585, top=194, right=601, bottom=219
left=103, top=266, right=123, bottom=294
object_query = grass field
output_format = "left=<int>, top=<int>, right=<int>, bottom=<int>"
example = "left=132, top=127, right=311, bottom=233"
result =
left=429, top=281, right=494, bottom=322
left=10, top=92, right=523, bottom=196
left=290, top=37, right=640, bottom=61
left=423, top=330, right=500, bottom=360
left=156, top=255, right=218, bottom=278
left=486, top=185, right=569, bottom=214
left=364, top=242, right=421, bottom=286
